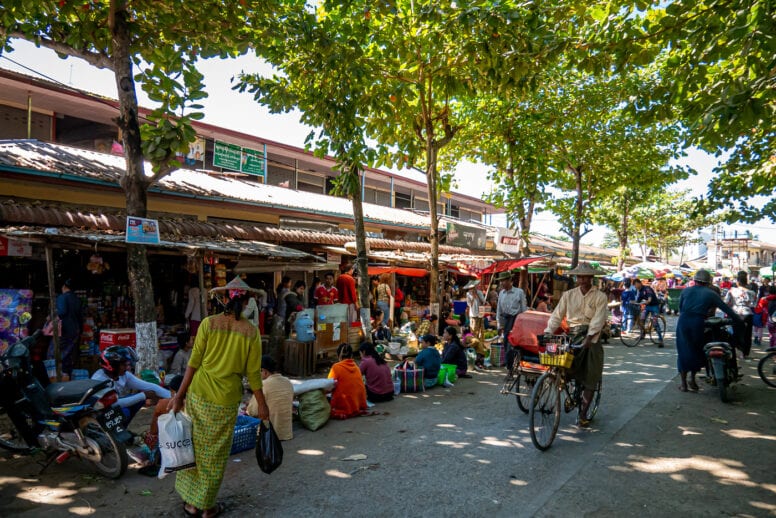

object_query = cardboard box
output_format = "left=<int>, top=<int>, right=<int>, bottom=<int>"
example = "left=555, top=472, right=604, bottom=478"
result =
left=99, top=328, right=136, bottom=351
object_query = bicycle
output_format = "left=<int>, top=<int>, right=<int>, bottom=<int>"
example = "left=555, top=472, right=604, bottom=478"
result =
left=757, top=347, right=776, bottom=388
left=619, top=302, right=666, bottom=347
left=528, top=335, right=602, bottom=451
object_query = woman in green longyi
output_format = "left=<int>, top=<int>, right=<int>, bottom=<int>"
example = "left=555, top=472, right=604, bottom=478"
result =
left=172, top=277, right=269, bottom=518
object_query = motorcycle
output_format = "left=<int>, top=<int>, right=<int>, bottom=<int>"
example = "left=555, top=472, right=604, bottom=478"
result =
left=703, top=317, right=741, bottom=403
left=0, top=328, right=130, bottom=478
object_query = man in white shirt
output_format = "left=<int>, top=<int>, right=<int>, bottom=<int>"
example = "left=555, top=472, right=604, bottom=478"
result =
left=543, top=262, right=608, bottom=427
left=496, top=271, right=527, bottom=344
left=91, top=346, right=171, bottom=424
left=465, top=279, right=486, bottom=340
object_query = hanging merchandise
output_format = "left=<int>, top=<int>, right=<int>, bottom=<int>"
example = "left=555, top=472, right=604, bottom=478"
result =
left=86, top=254, right=110, bottom=275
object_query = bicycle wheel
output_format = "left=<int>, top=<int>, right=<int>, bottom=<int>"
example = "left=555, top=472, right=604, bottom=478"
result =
left=758, top=351, right=776, bottom=388
left=619, top=323, right=642, bottom=347
left=529, top=371, right=561, bottom=451
left=581, top=380, right=602, bottom=421
left=500, top=368, right=517, bottom=395
left=648, top=315, right=666, bottom=345
left=516, top=373, right=536, bottom=414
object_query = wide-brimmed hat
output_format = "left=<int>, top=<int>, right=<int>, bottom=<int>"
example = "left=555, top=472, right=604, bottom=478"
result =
left=567, top=262, right=605, bottom=276
left=463, top=279, right=480, bottom=290
left=209, top=276, right=261, bottom=294
left=495, top=271, right=513, bottom=282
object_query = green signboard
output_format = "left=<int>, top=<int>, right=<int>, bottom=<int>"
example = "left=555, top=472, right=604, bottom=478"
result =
left=213, top=140, right=265, bottom=177
left=241, top=148, right=265, bottom=175
left=213, top=141, right=242, bottom=171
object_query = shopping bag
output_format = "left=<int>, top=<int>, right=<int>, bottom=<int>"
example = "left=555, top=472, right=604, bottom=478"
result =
left=255, top=420, right=284, bottom=474
left=42, top=317, right=62, bottom=337
left=394, top=362, right=425, bottom=393
left=437, top=363, right=458, bottom=386
left=157, top=410, right=196, bottom=479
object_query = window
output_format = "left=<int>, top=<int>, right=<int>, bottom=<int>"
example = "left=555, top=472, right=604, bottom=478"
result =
left=395, top=192, right=412, bottom=209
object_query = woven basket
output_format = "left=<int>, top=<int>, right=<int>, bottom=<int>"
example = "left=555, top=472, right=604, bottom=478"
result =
left=539, top=352, right=574, bottom=369
left=230, top=415, right=260, bottom=455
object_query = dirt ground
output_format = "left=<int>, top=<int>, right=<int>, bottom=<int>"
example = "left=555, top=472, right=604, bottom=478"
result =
left=2, top=323, right=775, bottom=517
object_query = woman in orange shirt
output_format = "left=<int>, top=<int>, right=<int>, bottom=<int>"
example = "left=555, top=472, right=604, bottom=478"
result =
left=327, top=343, right=368, bottom=419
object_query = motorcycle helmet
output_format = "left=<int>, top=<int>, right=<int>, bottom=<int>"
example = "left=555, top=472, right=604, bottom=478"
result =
left=100, top=346, right=137, bottom=374
left=693, top=269, right=712, bottom=284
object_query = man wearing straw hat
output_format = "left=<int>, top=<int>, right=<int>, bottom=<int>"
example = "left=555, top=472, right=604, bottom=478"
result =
left=543, top=262, right=608, bottom=427
left=496, top=271, right=527, bottom=345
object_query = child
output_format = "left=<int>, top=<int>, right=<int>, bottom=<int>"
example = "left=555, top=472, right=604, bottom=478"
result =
left=169, top=335, right=193, bottom=376
left=414, top=334, right=442, bottom=389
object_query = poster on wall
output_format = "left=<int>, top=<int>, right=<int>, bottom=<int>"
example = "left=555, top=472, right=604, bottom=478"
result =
left=0, top=237, right=32, bottom=257
left=213, top=140, right=266, bottom=178
left=125, top=216, right=160, bottom=245
left=446, top=221, right=487, bottom=249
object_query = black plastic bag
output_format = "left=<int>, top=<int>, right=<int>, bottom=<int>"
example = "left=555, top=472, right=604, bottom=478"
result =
left=255, top=420, right=283, bottom=474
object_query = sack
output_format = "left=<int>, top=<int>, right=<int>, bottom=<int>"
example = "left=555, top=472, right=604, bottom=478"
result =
left=394, top=363, right=425, bottom=393
left=297, top=389, right=330, bottom=431
left=255, top=420, right=283, bottom=474
left=157, top=411, right=196, bottom=479
left=42, top=317, right=62, bottom=337
left=437, top=363, right=458, bottom=386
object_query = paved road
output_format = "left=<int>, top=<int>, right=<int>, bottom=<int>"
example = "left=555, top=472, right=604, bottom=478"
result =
left=2, top=316, right=775, bottom=517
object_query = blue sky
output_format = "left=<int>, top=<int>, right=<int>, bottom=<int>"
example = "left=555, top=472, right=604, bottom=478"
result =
left=1, top=39, right=773, bottom=246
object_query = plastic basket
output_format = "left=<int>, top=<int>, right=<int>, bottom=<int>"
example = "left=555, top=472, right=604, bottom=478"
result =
left=230, top=415, right=260, bottom=455
left=539, top=352, right=574, bottom=369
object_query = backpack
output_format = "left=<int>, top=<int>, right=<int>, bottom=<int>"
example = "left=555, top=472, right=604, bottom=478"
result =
left=769, top=299, right=776, bottom=324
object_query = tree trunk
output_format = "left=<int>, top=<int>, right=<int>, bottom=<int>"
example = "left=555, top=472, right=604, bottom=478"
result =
left=617, top=199, right=630, bottom=271
left=112, top=6, right=157, bottom=373
left=570, top=165, right=583, bottom=269
left=426, top=144, right=440, bottom=311
left=351, top=170, right=372, bottom=339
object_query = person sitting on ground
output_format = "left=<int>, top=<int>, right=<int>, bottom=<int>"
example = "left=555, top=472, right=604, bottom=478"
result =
left=358, top=341, right=394, bottom=403
left=414, top=334, right=442, bottom=389
left=247, top=355, right=294, bottom=440
left=372, top=310, right=392, bottom=342
left=91, top=345, right=171, bottom=425
left=327, top=343, right=368, bottom=419
left=441, top=326, right=469, bottom=378
left=464, top=332, right=488, bottom=371
left=170, top=335, right=193, bottom=376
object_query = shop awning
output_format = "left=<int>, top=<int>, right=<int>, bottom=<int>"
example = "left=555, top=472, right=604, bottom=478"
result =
left=479, top=256, right=548, bottom=275
left=367, top=266, right=428, bottom=277
left=0, top=226, right=325, bottom=263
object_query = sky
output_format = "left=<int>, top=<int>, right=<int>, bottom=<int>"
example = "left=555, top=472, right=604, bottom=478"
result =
left=1, top=39, right=774, bottom=247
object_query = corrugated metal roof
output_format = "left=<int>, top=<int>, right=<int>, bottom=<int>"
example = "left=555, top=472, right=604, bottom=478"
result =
left=0, top=225, right=322, bottom=262
left=0, top=199, right=472, bottom=255
left=0, top=140, right=433, bottom=230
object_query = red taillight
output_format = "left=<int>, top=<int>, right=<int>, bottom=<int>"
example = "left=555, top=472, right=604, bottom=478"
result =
left=708, top=350, right=725, bottom=358
left=94, top=391, right=118, bottom=410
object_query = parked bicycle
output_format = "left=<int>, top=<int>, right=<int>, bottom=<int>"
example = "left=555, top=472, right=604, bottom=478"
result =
left=620, top=302, right=666, bottom=347
left=758, top=346, right=776, bottom=388
left=528, top=335, right=602, bottom=451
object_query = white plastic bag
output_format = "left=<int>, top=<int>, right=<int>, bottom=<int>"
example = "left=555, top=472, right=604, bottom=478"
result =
left=157, top=410, right=196, bottom=479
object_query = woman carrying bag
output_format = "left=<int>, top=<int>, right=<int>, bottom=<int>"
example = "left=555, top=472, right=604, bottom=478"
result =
left=171, top=277, right=269, bottom=518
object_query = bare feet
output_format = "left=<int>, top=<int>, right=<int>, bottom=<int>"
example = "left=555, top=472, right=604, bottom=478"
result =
left=678, top=384, right=688, bottom=392
left=688, top=379, right=699, bottom=392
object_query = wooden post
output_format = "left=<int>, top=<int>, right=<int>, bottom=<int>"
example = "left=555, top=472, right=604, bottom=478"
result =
left=198, top=251, right=208, bottom=318
left=45, top=244, right=61, bottom=382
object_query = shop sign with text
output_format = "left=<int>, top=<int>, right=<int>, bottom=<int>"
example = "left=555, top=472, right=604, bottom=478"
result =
left=494, top=227, right=523, bottom=253
left=125, top=216, right=160, bottom=245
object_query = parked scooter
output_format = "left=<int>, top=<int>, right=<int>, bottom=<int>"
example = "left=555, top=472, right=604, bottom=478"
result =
left=0, top=327, right=130, bottom=478
left=703, top=317, right=742, bottom=403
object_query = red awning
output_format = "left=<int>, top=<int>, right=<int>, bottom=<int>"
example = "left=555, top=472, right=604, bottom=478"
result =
left=367, top=266, right=428, bottom=278
left=479, top=257, right=545, bottom=275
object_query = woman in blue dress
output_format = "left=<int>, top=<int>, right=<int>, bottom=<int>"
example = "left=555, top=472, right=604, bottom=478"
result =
left=676, top=270, right=741, bottom=392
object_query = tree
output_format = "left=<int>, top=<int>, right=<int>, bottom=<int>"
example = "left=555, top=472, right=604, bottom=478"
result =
left=237, top=1, right=377, bottom=333
left=357, top=0, right=572, bottom=305
left=453, top=95, right=553, bottom=258
left=1, top=0, right=270, bottom=372
left=587, top=0, right=776, bottom=222
left=629, top=190, right=708, bottom=263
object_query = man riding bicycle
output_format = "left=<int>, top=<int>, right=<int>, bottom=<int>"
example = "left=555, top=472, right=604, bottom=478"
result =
left=633, top=278, right=664, bottom=347
left=543, top=262, right=608, bottom=427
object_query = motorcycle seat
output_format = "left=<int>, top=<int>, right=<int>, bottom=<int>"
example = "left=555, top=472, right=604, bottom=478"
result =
left=46, top=379, right=110, bottom=406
